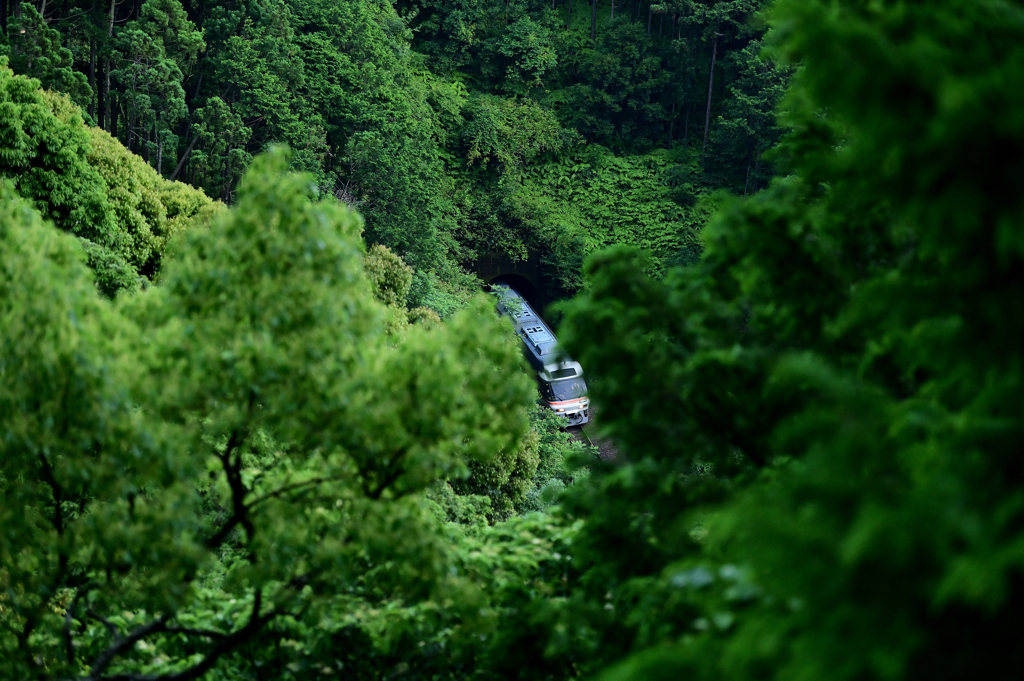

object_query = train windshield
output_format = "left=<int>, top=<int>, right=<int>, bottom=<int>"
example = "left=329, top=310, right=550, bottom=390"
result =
left=546, top=378, right=587, bottom=402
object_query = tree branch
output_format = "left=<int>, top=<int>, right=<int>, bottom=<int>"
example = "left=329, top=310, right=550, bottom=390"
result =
left=89, top=614, right=171, bottom=678
left=245, top=475, right=345, bottom=510
left=162, top=626, right=227, bottom=639
left=87, top=609, right=121, bottom=642
left=168, top=130, right=201, bottom=181
left=205, top=387, right=257, bottom=550
left=65, top=582, right=93, bottom=666
left=204, top=430, right=247, bottom=549
left=85, top=589, right=278, bottom=681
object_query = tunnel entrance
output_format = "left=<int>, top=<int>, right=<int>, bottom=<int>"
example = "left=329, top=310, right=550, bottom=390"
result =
left=473, top=251, right=550, bottom=319
left=487, top=273, right=543, bottom=315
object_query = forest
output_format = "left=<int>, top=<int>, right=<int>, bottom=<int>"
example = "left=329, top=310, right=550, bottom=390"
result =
left=2, top=0, right=1023, bottom=679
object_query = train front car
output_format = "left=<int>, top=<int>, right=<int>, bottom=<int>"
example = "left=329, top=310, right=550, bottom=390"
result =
left=492, top=284, right=590, bottom=426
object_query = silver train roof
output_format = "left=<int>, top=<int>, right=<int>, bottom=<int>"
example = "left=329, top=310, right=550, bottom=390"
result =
left=493, top=285, right=559, bottom=358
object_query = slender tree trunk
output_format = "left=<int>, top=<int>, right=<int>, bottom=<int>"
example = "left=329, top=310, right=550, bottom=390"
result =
left=702, top=34, right=718, bottom=156
left=88, top=38, right=96, bottom=120
left=659, top=12, right=663, bottom=37
left=171, top=130, right=201, bottom=181
left=97, top=60, right=105, bottom=129
left=590, top=0, right=596, bottom=40
left=156, top=120, right=163, bottom=176
left=683, top=107, right=689, bottom=146
left=610, top=0, right=614, bottom=19
left=566, top=0, right=571, bottom=30
left=222, top=156, right=232, bottom=203
left=104, top=64, right=112, bottom=130
left=105, top=0, right=115, bottom=133
left=110, top=96, right=118, bottom=142
left=2, top=0, right=7, bottom=34
left=647, top=5, right=652, bottom=33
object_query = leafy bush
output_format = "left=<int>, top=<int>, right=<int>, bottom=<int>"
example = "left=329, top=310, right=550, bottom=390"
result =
left=364, top=242, right=414, bottom=307
left=0, top=60, right=218, bottom=296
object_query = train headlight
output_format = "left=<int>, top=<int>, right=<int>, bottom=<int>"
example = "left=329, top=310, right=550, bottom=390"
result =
left=557, top=408, right=565, bottom=412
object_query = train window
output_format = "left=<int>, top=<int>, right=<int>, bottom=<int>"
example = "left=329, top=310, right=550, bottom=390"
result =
left=540, top=382, right=556, bottom=401
left=550, top=378, right=587, bottom=401
left=550, top=368, right=576, bottom=379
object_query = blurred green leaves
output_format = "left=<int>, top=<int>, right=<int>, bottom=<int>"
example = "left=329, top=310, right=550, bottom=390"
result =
left=550, top=0, right=1024, bottom=679
left=0, top=148, right=535, bottom=679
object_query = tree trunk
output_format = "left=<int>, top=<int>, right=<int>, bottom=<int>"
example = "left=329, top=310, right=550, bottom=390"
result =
left=590, top=0, right=596, bottom=41
left=105, top=0, right=115, bottom=133
left=2, top=0, right=7, bottom=34
left=88, top=38, right=96, bottom=120
left=647, top=5, right=652, bottom=33
left=156, top=121, right=163, bottom=176
left=97, top=59, right=105, bottom=129
left=104, top=63, right=112, bottom=131
left=170, top=130, right=202, bottom=181
left=702, top=34, right=718, bottom=157
left=566, top=0, right=571, bottom=30
left=659, top=12, right=663, bottom=37
left=222, top=157, right=232, bottom=203
left=111, top=96, right=118, bottom=142
left=610, top=0, right=614, bottom=20
left=683, top=107, right=689, bottom=146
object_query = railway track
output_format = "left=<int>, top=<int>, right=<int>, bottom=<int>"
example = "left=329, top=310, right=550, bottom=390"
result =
left=567, top=420, right=617, bottom=461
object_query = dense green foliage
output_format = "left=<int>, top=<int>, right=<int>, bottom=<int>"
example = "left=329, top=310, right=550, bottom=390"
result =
left=3, top=0, right=1023, bottom=679
left=0, top=151, right=538, bottom=679
left=1, top=0, right=787, bottom=294
left=0, top=61, right=218, bottom=296
left=543, top=0, right=1024, bottom=678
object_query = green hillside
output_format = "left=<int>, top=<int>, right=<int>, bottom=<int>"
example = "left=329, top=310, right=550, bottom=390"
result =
left=2, top=1, right=1022, bottom=680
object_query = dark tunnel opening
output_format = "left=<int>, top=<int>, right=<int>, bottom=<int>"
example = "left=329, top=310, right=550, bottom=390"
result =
left=486, top=273, right=544, bottom=319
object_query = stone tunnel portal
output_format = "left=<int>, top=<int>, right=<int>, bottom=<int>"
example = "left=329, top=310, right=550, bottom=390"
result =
left=473, top=251, right=548, bottom=317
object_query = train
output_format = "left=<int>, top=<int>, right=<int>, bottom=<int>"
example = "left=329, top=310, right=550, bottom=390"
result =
left=491, top=283, right=590, bottom=426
